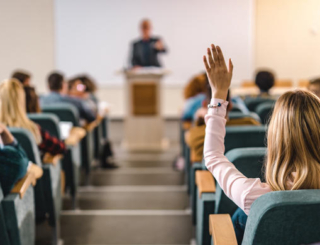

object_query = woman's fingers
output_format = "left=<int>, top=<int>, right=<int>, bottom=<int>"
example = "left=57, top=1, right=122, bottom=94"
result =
left=211, top=44, right=219, bottom=65
left=207, top=48, right=215, bottom=68
left=203, top=56, right=211, bottom=73
left=216, top=46, right=227, bottom=70
left=228, top=58, right=233, bottom=74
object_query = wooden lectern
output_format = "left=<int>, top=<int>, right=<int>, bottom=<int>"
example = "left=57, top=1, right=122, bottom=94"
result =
left=122, top=68, right=169, bottom=151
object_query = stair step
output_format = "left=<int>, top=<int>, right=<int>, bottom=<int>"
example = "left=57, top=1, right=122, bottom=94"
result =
left=119, top=160, right=174, bottom=168
left=89, top=169, right=184, bottom=186
left=64, top=186, right=189, bottom=210
left=61, top=210, right=193, bottom=244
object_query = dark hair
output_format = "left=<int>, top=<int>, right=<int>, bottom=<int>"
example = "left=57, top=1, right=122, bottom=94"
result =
left=77, top=75, right=97, bottom=93
left=24, top=86, right=41, bottom=113
left=255, top=71, right=275, bottom=93
left=48, top=72, right=64, bottom=91
left=12, top=71, right=31, bottom=84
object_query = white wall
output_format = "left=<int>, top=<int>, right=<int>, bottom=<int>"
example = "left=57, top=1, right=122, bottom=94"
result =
left=0, top=0, right=54, bottom=93
left=255, top=0, right=320, bottom=84
left=55, top=0, right=254, bottom=86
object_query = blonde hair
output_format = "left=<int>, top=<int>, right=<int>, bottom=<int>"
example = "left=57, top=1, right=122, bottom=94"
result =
left=265, top=90, right=320, bottom=191
left=0, top=78, right=42, bottom=144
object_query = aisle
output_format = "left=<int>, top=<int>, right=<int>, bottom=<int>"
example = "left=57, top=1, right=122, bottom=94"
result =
left=61, top=144, right=193, bottom=245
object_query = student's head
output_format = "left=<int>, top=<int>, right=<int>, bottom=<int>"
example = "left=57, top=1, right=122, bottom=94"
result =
left=265, top=90, right=320, bottom=191
left=140, top=19, right=152, bottom=39
left=184, top=73, right=207, bottom=99
left=68, top=78, right=87, bottom=97
left=24, top=86, right=41, bottom=113
left=77, top=75, right=97, bottom=93
left=255, top=70, right=275, bottom=93
left=308, top=78, right=320, bottom=98
left=11, top=70, right=31, bottom=86
left=0, top=79, right=42, bottom=144
left=47, top=72, right=64, bottom=92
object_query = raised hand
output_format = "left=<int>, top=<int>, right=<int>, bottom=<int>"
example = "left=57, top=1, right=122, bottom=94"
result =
left=203, top=44, right=233, bottom=100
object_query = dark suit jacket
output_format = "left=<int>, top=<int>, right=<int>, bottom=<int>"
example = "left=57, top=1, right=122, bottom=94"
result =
left=131, top=37, right=167, bottom=67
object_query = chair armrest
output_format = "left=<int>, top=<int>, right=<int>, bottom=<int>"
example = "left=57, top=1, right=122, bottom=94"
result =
left=84, top=116, right=103, bottom=132
left=209, top=214, right=237, bottom=245
left=11, top=173, right=35, bottom=199
left=195, top=170, right=216, bottom=197
left=65, top=127, right=86, bottom=146
left=42, top=153, right=63, bottom=166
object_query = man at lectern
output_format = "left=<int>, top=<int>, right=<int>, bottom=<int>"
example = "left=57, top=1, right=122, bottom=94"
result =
left=131, top=19, right=167, bottom=68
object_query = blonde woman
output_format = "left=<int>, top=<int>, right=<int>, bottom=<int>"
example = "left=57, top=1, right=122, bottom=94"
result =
left=203, top=44, right=320, bottom=244
left=0, top=79, right=66, bottom=156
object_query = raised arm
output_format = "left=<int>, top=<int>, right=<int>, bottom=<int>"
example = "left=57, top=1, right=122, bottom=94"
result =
left=203, top=44, right=270, bottom=214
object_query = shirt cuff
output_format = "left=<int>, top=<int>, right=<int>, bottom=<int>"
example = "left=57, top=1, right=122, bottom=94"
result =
left=208, top=98, right=229, bottom=117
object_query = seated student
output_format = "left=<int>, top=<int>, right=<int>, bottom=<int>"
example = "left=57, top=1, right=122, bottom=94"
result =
left=68, top=77, right=98, bottom=114
left=182, top=73, right=208, bottom=121
left=77, top=75, right=99, bottom=105
left=308, top=78, right=320, bottom=98
left=185, top=88, right=260, bottom=163
left=203, top=44, right=320, bottom=244
left=40, top=72, right=96, bottom=123
left=11, top=70, right=31, bottom=86
left=0, top=123, right=42, bottom=196
left=255, top=70, right=275, bottom=96
left=0, top=79, right=66, bottom=157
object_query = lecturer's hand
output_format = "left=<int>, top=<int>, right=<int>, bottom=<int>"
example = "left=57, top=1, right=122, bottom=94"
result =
left=203, top=44, right=233, bottom=100
left=154, top=40, right=164, bottom=51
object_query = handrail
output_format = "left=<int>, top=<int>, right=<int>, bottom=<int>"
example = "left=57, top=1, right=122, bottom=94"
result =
left=209, top=214, right=237, bottom=245
left=84, top=115, right=103, bottom=132
left=65, top=127, right=86, bottom=146
left=195, top=170, right=216, bottom=197
left=42, top=153, right=63, bottom=166
left=11, top=173, right=35, bottom=199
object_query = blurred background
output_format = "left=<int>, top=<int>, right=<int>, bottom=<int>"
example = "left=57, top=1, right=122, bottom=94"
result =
left=0, top=0, right=319, bottom=117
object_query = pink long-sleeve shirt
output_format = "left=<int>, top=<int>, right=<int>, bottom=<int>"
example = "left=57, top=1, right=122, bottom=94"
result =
left=204, top=98, right=272, bottom=215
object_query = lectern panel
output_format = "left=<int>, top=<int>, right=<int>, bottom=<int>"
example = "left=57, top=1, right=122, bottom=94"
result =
left=132, top=82, right=157, bottom=115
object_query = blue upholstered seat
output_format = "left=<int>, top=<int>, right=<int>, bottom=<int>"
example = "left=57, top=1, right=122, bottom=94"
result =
left=244, top=97, right=276, bottom=112
left=196, top=147, right=266, bottom=245
left=41, top=104, right=94, bottom=184
left=1, top=182, right=35, bottom=245
left=255, top=101, right=275, bottom=125
left=8, top=127, right=61, bottom=244
left=28, top=113, right=80, bottom=208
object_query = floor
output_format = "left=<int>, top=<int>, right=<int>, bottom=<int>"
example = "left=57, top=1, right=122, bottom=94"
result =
left=58, top=119, right=193, bottom=245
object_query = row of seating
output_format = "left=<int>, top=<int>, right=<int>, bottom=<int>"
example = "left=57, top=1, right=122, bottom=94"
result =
left=181, top=96, right=320, bottom=244
left=0, top=103, right=108, bottom=245
left=241, top=79, right=309, bottom=88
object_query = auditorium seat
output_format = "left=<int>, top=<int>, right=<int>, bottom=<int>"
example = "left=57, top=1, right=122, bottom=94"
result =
left=244, top=97, right=276, bottom=112
left=42, top=103, right=94, bottom=184
left=230, top=104, right=242, bottom=112
left=189, top=126, right=266, bottom=227
left=1, top=175, right=35, bottom=245
left=209, top=190, right=320, bottom=245
left=228, top=111, right=261, bottom=124
left=255, top=101, right=275, bottom=124
left=224, top=126, right=266, bottom=153
left=9, top=128, right=62, bottom=244
left=196, top=147, right=266, bottom=245
left=28, top=113, right=81, bottom=208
